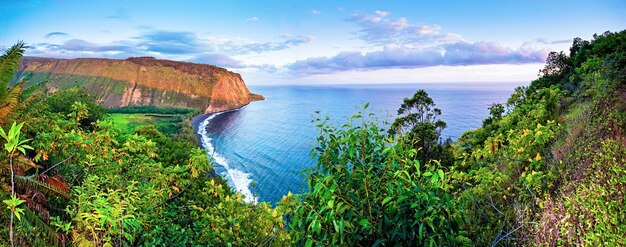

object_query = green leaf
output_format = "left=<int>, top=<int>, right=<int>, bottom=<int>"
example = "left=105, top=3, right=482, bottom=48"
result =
left=397, top=195, right=408, bottom=204
left=14, top=207, right=24, bottom=221
left=373, top=239, right=385, bottom=247
left=0, top=127, right=7, bottom=140
left=423, top=171, right=432, bottom=177
left=419, top=223, right=424, bottom=241
left=358, top=219, right=370, bottom=228
left=437, top=170, right=444, bottom=182
left=339, top=219, right=344, bottom=234
left=382, top=196, right=393, bottom=205
left=431, top=172, right=439, bottom=184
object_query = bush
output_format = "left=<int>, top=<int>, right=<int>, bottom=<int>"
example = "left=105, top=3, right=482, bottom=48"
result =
left=283, top=108, right=470, bottom=246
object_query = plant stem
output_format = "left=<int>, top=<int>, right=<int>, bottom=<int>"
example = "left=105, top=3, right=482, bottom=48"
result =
left=9, top=152, right=15, bottom=247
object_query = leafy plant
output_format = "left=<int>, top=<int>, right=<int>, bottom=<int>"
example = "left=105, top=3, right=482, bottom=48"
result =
left=284, top=107, right=469, bottom=246
left=1, top=122, right=33, bottom=247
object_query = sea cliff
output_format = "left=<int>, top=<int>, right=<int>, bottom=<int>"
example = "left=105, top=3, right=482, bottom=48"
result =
left=19, top=56, right=263, bottom=113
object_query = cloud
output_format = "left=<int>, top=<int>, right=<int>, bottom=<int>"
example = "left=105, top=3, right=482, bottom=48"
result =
left=39, top=39, right=134, bottom=53
left=191, top=52, right=244, bottom=68
left=191, top=53, right=278, bottom=72
left=288, top=41, right=548, bottom=75
left=32, top=30, right=313, bottom=58
left=105, top=7, right=130, bottom=20
left=136, top=31, right=202, bottom=54
left=533, top=38, right=572, bottom=45
left=246, top=17, right=259, bottom=21
left=277, top=10, right=549, bottom=76
left=27, top=29, right=310, bottom=75
left=44, top=32, right=69, bottom=39
left=346, top=10, right=462, bottom=46
left=206, top=35, right=314, bottom=55
left=311, top=9, right=321, bottom=15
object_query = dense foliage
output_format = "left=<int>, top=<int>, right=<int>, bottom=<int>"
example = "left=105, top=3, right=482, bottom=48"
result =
left=0, top=29, right=624, bottom=246
left=281, top=109, right=469, bottom=246
left=108, top=105, right=199, bottom=115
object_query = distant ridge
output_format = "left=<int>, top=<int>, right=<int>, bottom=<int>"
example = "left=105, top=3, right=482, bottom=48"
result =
left=20, top=56, right=264, bottom=114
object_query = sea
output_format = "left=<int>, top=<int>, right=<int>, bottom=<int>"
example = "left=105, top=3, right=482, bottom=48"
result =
left=193, top=82, right=524, bottom=203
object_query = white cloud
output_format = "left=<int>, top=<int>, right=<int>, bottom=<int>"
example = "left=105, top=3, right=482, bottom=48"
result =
left=279, top=64, right=544, bottom=85
left=288, top=41, right=548, bottom=76
left=346, top=10, right=463, bottom=46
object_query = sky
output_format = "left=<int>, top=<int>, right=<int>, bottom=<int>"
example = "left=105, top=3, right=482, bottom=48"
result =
left=0, top=0, right=624, bottom=85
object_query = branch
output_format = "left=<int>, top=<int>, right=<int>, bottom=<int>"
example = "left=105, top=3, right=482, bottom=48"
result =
left=491, top=222, right=538, bottom=247
left=41, top=154, right=75, bottom=175
left=153, top=181, right=193, bottom=209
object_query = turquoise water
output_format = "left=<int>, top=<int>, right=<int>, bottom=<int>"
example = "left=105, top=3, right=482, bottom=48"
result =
left=194, top=82, right=523, bottom=203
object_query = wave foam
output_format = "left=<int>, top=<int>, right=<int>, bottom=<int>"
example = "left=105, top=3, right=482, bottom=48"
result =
left=198, top=112, right=257, bottom=203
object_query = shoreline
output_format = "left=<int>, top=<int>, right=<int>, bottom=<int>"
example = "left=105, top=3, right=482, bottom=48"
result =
left=190, top=104, right=258, bottom=203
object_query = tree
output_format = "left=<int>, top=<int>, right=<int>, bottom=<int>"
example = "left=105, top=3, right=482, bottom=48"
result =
left=390, top=90, right=449, bottom=163
left=284, top=109, right=469, bottom=246
left=482, top=103, right=505, bottom=127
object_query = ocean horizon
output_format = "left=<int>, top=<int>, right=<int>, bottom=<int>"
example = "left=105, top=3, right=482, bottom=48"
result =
left=193, top=82, right=524, bottom=203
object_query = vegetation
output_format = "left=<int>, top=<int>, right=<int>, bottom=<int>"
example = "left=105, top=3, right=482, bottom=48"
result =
left=0, top=29, right=624, bottom=246
left=107, top=105, right=199, bottom=115
left=108, top=113, right=184, bottom=135
left=282, top=108, right=469, bottom=246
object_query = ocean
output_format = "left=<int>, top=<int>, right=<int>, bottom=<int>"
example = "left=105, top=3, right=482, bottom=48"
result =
left=193, top=82, right=523, bottom=203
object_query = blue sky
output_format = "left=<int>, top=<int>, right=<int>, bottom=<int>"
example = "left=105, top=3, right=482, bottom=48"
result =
left=0, top=0, right=624, bottom=84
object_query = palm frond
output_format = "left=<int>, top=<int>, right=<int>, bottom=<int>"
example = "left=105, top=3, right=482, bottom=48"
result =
left=13, top=175, right=71, bottom=199
left=0, top=82, right=23, bottom=124
left=20, top=206, right=65, bottom=246
left=0, top=41, right=26, bottom=96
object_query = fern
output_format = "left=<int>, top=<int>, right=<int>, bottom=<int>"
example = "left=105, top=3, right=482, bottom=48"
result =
left=19, top=206, right=65, bottom=246
left=1, top=74, right=41, bottom=125
left=0, top=42, right=27, bottom=124
left=13, top=175, right=71, bottom=199
left=0, top=82, right=23, bottom=124
left=0, top=41, right=26, bottom=95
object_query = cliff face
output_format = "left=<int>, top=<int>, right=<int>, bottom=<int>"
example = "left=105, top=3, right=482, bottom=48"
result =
left=20, top=57, right=264, bottom=114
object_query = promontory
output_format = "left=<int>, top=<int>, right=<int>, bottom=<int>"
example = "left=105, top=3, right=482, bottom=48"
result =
left=19, top=56, right=264, bottom=114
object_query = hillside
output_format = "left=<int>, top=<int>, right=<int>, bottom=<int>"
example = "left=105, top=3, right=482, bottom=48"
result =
left=0, top=30, right=624, bottom=246
left=18, top=56, right=264, bottom=114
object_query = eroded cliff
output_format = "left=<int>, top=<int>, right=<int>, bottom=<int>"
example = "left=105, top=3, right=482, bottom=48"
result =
left=20, top=56, right=263, bottom=114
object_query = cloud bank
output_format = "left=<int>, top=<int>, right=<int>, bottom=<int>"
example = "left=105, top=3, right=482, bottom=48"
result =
left=346, top=10, right=463, bottom=46
left=28, top=30, right=314, bottom=70
left=288, top=42, right=547, bottom=75
left=26, top=10, right=554, bottom=80
left=287, top=11, right=549, bottom=76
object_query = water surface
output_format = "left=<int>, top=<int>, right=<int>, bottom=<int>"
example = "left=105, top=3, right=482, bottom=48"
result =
left=195, top=82, right=522, bottom=203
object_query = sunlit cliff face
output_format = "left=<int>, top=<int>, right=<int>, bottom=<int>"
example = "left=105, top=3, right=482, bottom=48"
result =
left=20, top=56, right=263, bottom=113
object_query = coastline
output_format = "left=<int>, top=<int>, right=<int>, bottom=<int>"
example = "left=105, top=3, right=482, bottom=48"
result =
left=190, top=103, right=258, bottom=203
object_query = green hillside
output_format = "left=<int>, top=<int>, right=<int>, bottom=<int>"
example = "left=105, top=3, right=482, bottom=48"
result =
left=0, top=30, right=624, bottom=246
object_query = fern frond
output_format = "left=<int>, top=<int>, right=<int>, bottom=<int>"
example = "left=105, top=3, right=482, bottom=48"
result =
left=14, top=154, right=42, bottom=173
left=13, top=175, right=71, bottom=199
left=0, top=82, right=23, bottom=124
left=0, top=41, right=26, bottom=95
left=20, top=206, right=64, bottom=246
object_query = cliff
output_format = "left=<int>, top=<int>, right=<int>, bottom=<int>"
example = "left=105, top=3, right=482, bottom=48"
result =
left=19, top=56, right=264, bottom=114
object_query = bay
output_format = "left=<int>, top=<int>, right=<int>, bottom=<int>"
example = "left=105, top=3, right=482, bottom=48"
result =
left=194, top=82, right=523, bottom=203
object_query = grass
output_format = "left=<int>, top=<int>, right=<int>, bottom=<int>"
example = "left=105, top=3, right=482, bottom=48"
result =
left=108, top=113, right=183, bottom=135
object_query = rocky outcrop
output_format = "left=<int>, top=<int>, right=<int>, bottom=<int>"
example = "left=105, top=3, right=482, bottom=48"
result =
left=20, top=56, right=263, bottom=114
